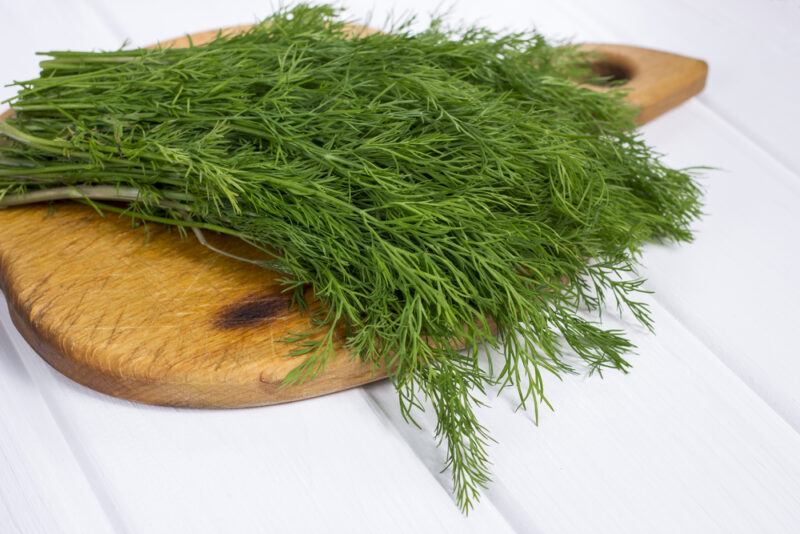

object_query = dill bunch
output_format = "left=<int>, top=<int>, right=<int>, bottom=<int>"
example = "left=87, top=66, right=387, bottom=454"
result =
left=0, top=4, right=701, bottom=511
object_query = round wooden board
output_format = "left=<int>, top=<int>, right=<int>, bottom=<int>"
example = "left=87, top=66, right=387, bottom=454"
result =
left=0, top=26, right=707, bottom=407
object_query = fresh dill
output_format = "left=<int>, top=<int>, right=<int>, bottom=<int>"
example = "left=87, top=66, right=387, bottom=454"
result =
left=0, top=4, right=702, bottom=511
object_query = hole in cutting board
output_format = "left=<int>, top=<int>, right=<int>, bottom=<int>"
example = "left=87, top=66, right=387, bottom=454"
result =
left=588, top=58, right=631, bottom=86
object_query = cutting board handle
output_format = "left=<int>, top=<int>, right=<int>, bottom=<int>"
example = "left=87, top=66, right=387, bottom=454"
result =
left=580, top=43, right=708, bottom=124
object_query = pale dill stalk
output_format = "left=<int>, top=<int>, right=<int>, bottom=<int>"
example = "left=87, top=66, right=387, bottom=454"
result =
left=0, top=4, right=701, bottom=511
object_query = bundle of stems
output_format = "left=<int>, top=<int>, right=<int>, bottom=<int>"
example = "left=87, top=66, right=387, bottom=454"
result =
left=0, top=4, right=701, bottom=511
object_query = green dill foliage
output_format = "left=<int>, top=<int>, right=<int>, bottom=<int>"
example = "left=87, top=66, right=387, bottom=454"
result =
left=0, top=4, right=701, bottom=511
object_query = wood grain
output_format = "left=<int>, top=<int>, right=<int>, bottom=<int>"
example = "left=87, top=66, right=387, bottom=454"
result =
left=0, top=27, right=707, bottom=408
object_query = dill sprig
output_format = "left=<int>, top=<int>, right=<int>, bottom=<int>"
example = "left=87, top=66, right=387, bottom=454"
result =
left=0, top=4, right=701, bottom=511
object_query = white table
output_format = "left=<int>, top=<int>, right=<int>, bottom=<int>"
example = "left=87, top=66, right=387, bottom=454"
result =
left=2, top=1, right=799, bottom=532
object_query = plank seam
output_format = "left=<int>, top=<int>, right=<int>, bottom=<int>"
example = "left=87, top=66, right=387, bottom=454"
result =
left=358, top=388, right=523, bottom=532
left=648, top=297, right=800, bottom=438
left=692, top=95, right=800, bottom=194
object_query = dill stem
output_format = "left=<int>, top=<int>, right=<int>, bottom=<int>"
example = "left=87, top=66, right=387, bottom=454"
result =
left=0, top=185, right=140, bottom=207
left=40, top=56, right=142, bottom=65
left=87, top=200, right=248, bottom=238
left=0, top=185, right=195, bottom=207
left=0, top=120, right=69, bottom=149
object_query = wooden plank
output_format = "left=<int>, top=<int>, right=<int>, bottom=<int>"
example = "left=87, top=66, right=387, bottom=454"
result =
left=0, top=326, right=118, bottom=534
left=638, top=103, right=800, bottom=429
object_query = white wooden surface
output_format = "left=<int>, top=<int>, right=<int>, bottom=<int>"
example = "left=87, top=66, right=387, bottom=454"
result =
left=1, top=1, right=799, bottom=532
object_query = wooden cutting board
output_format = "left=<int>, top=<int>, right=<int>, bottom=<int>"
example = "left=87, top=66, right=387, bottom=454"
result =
left=0, top=27, right=707, bottom=407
